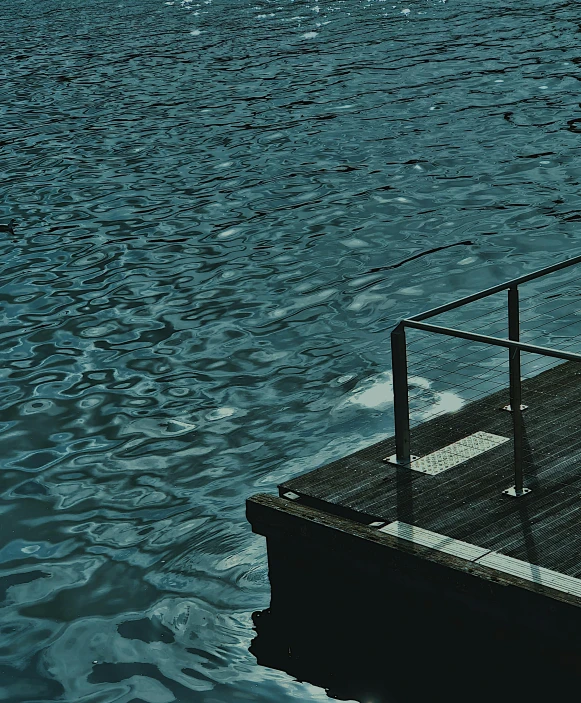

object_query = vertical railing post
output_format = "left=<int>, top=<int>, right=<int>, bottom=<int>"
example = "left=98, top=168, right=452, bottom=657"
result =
left=507, top=284, right=527, bottom=496
left=391, top=324, right=411, bottom=464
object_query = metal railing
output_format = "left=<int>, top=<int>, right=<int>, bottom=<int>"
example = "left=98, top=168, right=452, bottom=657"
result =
left=390, top=254, right=581, bottom=497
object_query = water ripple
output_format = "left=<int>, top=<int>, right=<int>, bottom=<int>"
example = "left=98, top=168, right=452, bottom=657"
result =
left=2, top=0, right=581, bottom=700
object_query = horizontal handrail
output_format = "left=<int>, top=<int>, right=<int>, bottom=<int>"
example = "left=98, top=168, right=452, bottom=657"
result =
left=392, top=255, right=581, bottom=497
left=409, top=253, right=581, bottom=322
left=403, top=319, right=581, bottom=363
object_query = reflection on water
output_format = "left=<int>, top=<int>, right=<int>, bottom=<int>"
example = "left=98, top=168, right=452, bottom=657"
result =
left=342, top=370, right=464, bottom=420
left=2, top=0, right=581, bottom=699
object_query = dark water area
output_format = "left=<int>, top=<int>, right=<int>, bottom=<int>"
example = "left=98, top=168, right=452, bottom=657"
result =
left=2, top=0, right=581, bottom=700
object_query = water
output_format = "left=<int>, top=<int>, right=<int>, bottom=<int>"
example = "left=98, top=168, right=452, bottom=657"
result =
left=1, top=0, right=581, bottom=700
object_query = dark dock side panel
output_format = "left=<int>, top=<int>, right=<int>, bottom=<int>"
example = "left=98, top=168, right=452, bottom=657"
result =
left=248, top=493, right=581, bottom=702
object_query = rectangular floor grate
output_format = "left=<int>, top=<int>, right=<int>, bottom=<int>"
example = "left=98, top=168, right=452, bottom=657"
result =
left=387, top=431, right=510, bottom=475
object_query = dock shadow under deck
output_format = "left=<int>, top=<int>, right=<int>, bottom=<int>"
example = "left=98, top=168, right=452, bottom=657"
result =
left=278, top=359, right=581, bottom=581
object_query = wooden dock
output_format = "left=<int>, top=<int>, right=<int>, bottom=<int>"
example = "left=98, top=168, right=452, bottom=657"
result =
left=247, top=260, right=581, bottom=698
left=271, top=359, right=581, bottom=579
left=247, top=360, right=581, bottom=697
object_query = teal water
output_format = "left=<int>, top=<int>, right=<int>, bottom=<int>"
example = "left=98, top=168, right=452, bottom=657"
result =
left=2, top=0, right=581, bottom=700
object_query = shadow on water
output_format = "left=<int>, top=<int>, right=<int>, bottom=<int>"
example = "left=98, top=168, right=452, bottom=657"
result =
left=251, top=588, right=581, bottom=703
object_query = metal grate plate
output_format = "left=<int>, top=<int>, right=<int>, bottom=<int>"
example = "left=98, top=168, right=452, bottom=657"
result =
left=379, top=521, right=491, bottom=561
left=378, top=522, right=581, bottom=600
left=283, top=491, right=299, bottom=500
left=475, top=552, right=581, bottom=598
left=387, top=431, right=510, bottom=475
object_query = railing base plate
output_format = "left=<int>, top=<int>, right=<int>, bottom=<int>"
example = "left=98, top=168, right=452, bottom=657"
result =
left=385, top=455, right=419, bottom=467
left=503, top=486, right=531, bottom=498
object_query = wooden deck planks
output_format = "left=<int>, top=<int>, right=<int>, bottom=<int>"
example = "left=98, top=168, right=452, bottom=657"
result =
left=279, top=360, right=581, bottom=580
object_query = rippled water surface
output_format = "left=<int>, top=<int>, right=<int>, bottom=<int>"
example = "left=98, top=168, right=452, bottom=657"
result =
left=2, top=0, right=581, bottom=700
